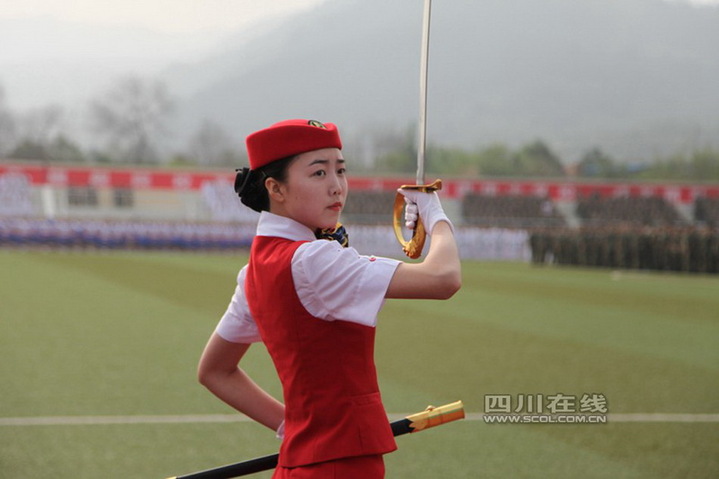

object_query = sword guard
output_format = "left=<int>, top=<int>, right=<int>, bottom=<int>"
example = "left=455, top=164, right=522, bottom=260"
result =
left=393, top=179, right=442, bottom=259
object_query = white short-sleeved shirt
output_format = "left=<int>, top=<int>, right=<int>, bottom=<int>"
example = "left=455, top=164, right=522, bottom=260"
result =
left=215, top=212, right=401, bottom=344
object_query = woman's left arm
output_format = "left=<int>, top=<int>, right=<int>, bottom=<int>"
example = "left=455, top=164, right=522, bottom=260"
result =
left=198, top=333, right=284, bottom=432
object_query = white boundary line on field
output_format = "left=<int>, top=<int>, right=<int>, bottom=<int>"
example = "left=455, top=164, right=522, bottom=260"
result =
left=1, top=413, right=718, bottom=426
left=607, top=413, right=719, bottom=423
left=0, top=414, right=246, bottom=426
left=470, top=413, right=719, bottom=423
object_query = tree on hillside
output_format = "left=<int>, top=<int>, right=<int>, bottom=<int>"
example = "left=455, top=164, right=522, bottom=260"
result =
left=689, top=148, right=719, bottom=180
left=577, top=147, right=617, bottom=178
left=476, top=144, right=515, bottom=177
left=18, top=105, right=64, bottom=145
left=89, top=76, right=174, bottom=164
left=635, top=148, right=719, bottom=181
left=7, top=104, right=85, bottom=162
left=8, top=140, right=46, bottom=160
left=46, top=136, right=86, bottom=163
left=188, top=120, right=241, bottom=166
left=427, top=146, right=480, bottom=177
left=514, top=140, right=565, bottom=177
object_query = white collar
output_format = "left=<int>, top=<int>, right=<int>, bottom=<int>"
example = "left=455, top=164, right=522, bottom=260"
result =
left=256, top=211, right=316, bottom=242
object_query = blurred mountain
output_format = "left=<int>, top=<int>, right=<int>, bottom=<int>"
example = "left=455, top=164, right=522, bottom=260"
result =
left=3, top=1, right=716, bottom=164
left=165, top=0, right=719, bottom=161
left=162, top=0, right=719, bottom=163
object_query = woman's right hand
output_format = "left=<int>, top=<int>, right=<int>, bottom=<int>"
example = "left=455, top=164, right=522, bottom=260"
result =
left=398, top=188, right=453, bottom=235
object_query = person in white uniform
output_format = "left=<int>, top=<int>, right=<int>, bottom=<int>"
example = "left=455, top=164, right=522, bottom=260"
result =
left=197, top=119, right=461, bottom=478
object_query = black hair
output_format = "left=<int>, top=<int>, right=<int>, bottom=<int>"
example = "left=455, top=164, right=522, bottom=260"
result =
left=234, top=155, right=296, bottom=212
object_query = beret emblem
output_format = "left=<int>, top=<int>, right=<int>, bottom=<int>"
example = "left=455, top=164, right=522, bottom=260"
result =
left=308, top=120, right=327, bottom=129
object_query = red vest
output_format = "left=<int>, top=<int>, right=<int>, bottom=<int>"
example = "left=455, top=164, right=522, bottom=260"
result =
left=245, top=236, right=397, bottom=467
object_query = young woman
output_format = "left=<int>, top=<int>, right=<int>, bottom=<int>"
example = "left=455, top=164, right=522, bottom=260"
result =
left=197, top=119, right=461, bottom=478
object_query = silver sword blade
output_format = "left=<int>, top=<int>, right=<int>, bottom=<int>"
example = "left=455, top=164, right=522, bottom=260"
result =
left=417, top=0, right=432, bottom=186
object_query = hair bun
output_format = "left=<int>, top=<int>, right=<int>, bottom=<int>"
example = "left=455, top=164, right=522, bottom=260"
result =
left=234, top=167, right=267, bottom=212
left=234, top=167, right=252, bottom=197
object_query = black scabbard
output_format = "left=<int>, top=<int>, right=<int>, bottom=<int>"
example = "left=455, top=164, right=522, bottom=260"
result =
left=169, top=453, right=278, bottom=479
left=170, top=420, right=409, bottom=479
left=168, top=401, right=464, bottom=479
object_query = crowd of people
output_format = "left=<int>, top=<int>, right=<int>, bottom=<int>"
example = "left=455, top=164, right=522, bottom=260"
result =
left=576, top=194, right=685, bottom=227
left=348, top=224, right=530, bottom=261
left=0, top=217, right=531, bottom=261
left=694, top=196, right=719, bottom=228
left=0, top=217, right=256, bottom=251
left=201, top=179, right=261, bottom=223
left=340, top=190, right=397, bottom=224
left=2, top=172, right=717, bottom=271
left=0, top=172, right=34, bottom=217
left=529, top=225, right=719, bottom=274
left=461, top=193, right=566, bottom=228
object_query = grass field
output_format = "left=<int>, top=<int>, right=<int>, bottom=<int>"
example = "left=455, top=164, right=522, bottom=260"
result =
left=1, top=249, right=718, bottom=478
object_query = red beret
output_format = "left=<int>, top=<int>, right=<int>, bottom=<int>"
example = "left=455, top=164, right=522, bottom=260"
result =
left=245, top=119, right=343, bottom=170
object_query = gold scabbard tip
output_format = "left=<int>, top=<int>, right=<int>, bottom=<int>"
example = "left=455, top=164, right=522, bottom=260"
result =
left=406, top=400, right=465, bottom=432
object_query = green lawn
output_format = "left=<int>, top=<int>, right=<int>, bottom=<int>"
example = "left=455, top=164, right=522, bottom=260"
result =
left=1, top=250, right=717, bottom=478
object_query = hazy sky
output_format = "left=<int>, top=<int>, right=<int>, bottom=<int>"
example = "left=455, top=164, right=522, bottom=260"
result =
left=677, top=0, right=719, bottom=4
left=0, top=0, right=330, bottom=65
left=0, top=0, right=329, bottom=33
left=1, top=0, right=715, bottom=67
left=1, top=0, right=715, bottom=32
left=0, top=0, right=717, bottom=130
left=0, top=1, right=330, bottom=109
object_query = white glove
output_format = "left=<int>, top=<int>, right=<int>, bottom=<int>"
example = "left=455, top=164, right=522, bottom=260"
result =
left=398, top=188, right=453, bottom=235
left=276, top=420, right=285, bottom=440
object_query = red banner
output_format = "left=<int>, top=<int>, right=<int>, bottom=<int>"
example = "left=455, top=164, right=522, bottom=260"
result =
left=1, top=162, right=717, bottom=203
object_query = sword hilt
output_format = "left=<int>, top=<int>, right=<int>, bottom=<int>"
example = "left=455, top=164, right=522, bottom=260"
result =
left=393, top=179, right=442, bottom=259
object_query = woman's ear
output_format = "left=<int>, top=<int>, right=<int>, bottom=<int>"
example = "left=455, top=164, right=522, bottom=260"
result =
left=265, top=177, right=285, bottom=203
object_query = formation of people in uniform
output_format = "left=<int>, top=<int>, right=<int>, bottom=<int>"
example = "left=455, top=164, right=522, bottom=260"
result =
left=529, top=193, right=719, bottom=274
left=529, top=225, right=719, bottom=274
left=576, top=194, right=685, bottom=227
left=462, top=193, right=566, bottom=228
